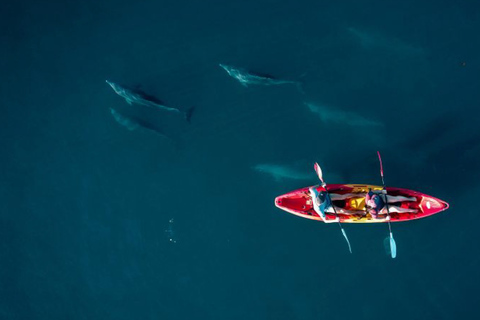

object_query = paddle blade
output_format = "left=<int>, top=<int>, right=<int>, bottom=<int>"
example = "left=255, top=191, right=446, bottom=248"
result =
left=390, top=233, right=397, bottom=258
left=377, top=151, right=384, bottom=176
left=314, top=162, right=324, bottom=184
left=341, top=228, right=353, bottom=254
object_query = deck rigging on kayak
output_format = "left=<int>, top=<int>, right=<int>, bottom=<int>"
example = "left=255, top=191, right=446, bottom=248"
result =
left=274, top=152, right=449, bottom=258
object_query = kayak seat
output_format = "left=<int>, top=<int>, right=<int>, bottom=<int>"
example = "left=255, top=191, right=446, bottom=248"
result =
left=347, top=197, right=366, bottom=211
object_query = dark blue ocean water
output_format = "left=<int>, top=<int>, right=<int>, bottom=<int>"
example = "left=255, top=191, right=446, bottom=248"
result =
left=1, top=0, right=480, bottom=319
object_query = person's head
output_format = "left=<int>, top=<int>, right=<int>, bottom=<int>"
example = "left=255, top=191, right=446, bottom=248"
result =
left=365, top=192, right=381, bottom=216
left=366, top=197, right=376, bottom=208
left=317, top=191, right=327, bottom=204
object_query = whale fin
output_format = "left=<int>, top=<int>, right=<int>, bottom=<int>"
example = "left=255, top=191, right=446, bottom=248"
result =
left=185, top=107, right=195, bottom=123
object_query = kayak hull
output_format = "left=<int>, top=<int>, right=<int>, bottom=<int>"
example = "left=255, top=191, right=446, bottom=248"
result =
left=275, top=184, right=449, bottom=223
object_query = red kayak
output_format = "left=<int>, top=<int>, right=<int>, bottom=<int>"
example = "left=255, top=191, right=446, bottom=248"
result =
left=276, top=154, right=448, bottom=257
left=275, top=184, right=449, bottom=223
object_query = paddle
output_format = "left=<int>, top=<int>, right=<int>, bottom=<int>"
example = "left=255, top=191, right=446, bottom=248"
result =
left=377, top=151, right=397, bottom=259
left=314, top=163, right=352, bottom=253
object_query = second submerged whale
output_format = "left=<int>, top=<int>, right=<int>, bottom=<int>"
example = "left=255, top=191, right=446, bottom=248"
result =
left=110, top=108, right=170, bottom=139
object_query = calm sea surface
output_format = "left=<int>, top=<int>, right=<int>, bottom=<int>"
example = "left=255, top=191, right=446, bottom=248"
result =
left=1, top=0, right=479, bottom=319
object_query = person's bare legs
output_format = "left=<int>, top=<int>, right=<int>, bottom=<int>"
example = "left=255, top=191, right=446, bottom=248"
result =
left=380, top=206, right=417, bottom=214
left=385, top=195, right=416, bottom=203
left=325, top=206, right=360, bottom=215
left=329, top=193, right=366, bottom=201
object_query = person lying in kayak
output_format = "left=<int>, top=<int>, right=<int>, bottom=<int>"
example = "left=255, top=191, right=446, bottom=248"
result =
left=309, top=186, right=361, bottom=222
left=365, top=190, right=417, bottom=219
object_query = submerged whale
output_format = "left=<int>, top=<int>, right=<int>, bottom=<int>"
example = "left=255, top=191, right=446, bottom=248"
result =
left=305, top=102, right=383, bottom=127
left=347, top=27, right=423, bottom=56
left=110, top=108, right=169, bottom=138
left=106, top=80, right=194, bottom=122
left=219, top=64, right=301, bottom=88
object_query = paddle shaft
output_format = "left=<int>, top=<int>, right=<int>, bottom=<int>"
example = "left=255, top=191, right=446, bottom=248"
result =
left=314, top=162, right=352, bottom=253
left=323, top=185, right=341, bottom=221
left=377, top=152, right=392, bottom=224
left=323, top=184, right=353, bottom=253
left=377, top=152, right=396, bottom=258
